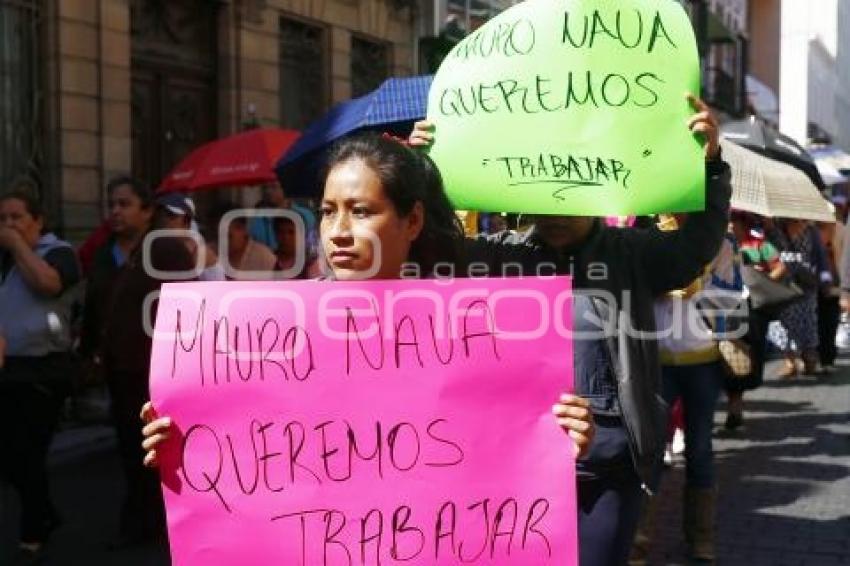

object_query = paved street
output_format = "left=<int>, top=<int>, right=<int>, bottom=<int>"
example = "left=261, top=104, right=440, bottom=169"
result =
left=648, top=360, right=850, bottom=566
left=2, top=360, right=848, bottom=565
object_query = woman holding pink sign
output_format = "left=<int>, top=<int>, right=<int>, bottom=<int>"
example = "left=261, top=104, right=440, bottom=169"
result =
left=139, top=133, right=597, bottom=555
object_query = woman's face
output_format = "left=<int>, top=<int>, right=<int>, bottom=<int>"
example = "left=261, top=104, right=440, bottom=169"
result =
left=109, top=185, right=152, bottom=237
left=0, top=198, right=43, bottom=247
left=320, top=158, right=423, bottom=280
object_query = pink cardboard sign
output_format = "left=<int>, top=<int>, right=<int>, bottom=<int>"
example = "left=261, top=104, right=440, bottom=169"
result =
left=149, top=277, right=576, bottom=565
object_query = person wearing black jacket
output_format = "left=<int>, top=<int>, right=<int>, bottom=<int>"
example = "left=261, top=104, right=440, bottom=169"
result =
left=81, top=177, right=196, bottom=547
left=411, top=94, right=731, bottom=565
left=101, top=222, right=195, bottom=547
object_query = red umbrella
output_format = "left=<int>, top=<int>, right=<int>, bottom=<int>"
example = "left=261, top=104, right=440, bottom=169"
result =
left=157, top=128, right=300, bottom=193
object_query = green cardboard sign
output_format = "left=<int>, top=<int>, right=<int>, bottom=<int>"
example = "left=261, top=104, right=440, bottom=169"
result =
left=427, top=0, right=703, bottom=215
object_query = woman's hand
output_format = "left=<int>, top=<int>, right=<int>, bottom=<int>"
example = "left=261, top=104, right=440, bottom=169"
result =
left=0, top=226, right=25, bottom=252
left=687, top=94, right=720, bottom=161
left=408, top=120, right=435, bottom=151
left=552, top=393, right=595, bottom=459
left=140, top=401, right=173, bottom=468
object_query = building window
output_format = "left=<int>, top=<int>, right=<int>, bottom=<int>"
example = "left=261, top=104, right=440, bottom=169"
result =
left=0, top=0, right=42, bottom=191
left=446, top=0, right=520, bottom=34
left=351, top=36, right=389, bottom=98
left=279, top=16, right=328, bottom=129
left=704, top=38, right=746, bottom=115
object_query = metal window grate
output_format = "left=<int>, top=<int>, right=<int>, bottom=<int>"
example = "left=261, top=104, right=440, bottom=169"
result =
left=350, top=36, right=389, bottom=99
left=279, top=17, right=328, bottom=130
left=0, top=0, right=42, bottom=193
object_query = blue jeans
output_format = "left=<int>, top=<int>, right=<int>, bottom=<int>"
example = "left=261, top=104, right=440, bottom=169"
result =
left=661, top=362, right=722, bottom=488
left=577, top=415, right=643, bottom=566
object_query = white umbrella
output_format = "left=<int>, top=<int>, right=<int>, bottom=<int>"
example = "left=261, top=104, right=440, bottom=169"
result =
left=721, top=140, right=835, bottom=222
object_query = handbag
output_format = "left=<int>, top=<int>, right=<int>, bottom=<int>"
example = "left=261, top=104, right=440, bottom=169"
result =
left=694, top=292, right=753, bottom=378
left=696, top=296, right=753, bottom=379
left=717, top=339, right=752, bottom=378
left=740, top=265, right=804, bottom=311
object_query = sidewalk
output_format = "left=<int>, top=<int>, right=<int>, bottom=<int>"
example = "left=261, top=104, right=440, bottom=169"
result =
left=647, top=359, right=850, bottom=565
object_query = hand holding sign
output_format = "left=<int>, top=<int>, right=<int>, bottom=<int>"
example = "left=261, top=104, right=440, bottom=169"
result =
left=687, top=94, right=721, bottom=160
left=426, top=0, right=703, bottom=215
left=140, top=402, right=170, bottom=468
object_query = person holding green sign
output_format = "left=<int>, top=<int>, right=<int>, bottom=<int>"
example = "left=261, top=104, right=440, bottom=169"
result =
left=410, top=92, right=729, bottom=566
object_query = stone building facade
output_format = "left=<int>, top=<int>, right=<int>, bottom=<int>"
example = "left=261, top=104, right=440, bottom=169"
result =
left=1, top=0, right=416, bottom=241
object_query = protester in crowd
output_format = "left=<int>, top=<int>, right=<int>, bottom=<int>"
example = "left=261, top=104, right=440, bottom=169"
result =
left=208, top=201, right=278, bottom=280
left=105, top=193, right=196, bottom=548
left=410, top=93, right=730, bottom=566
left=723, top=212, right=785, bottom=429
left=767, top=219, right=829, bottom=376
left=0, top=185, right=81, bottom=562
left=80, top=177, right=195, bottom=547
left=79, top=177, right=154, bottom=368
left=272, top=215, right=321, bottom=278
left=154, top=192, right=225, bottom=281
left=646, top=215, right=740, bottom=562
left=248, top=182, right=317, bottom=251
left=817, top=217, right=842, bottom=372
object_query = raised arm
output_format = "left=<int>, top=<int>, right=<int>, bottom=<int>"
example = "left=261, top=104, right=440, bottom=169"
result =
left=636, top=159, right=732, bottom=294
left=631, top=95, right=731, bottom=294
left=0, top=228, right=63, bottom=296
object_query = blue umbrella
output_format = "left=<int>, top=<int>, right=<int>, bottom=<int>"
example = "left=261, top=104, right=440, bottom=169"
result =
left=275, top=74, right=433, bottom=197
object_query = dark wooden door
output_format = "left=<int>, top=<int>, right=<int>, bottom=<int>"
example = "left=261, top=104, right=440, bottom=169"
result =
left=131, top=67, right=215, bottom=187
left=130, top=0, right=217, bottom=188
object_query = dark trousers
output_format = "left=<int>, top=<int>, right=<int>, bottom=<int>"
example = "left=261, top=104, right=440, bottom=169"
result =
left=577, top=414, right=643, bottom=566
left=0, top=355, right=69, bottom=543
left=818, top=295, right=840, bottom=366
left=662, top=362, right=722, bottom=488
left=106, top=370, right=165, bottom=539
left=577, top=467, right=643, bottom=566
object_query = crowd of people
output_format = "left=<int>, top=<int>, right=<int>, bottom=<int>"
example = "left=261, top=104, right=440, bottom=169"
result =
left=0, top=92, right=847, bottom=566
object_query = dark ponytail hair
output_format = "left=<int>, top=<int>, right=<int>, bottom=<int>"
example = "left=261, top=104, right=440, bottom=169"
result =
left=324, top=133, right=466, bottom=275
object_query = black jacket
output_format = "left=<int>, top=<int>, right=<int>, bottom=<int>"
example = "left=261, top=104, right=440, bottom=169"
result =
left=466, top=158, right=732, bottom=488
